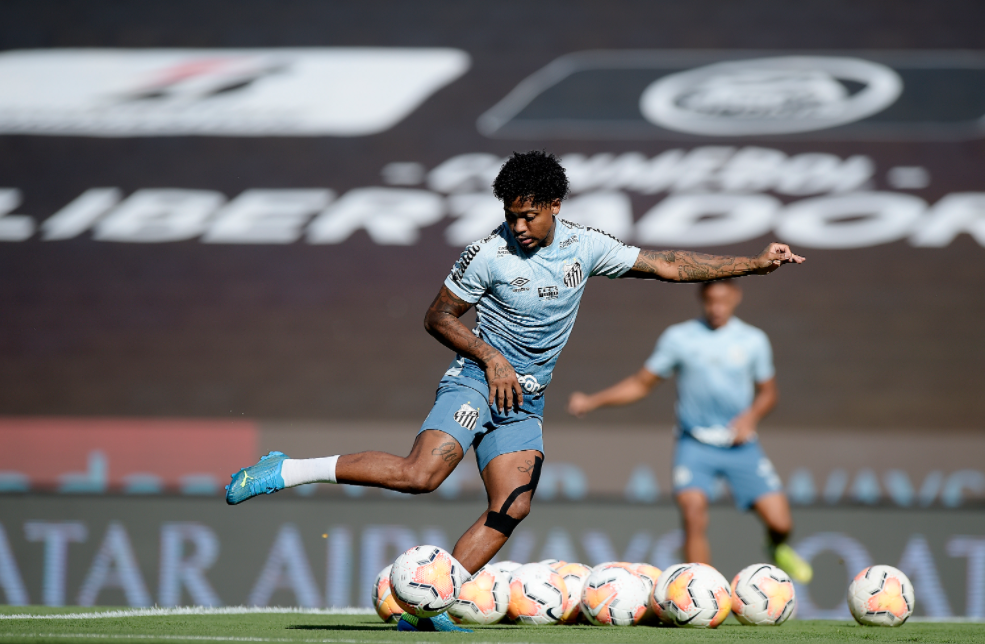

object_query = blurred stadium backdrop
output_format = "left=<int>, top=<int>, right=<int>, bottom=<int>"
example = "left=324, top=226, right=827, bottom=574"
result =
left=0, top=0, right=982, bottom=620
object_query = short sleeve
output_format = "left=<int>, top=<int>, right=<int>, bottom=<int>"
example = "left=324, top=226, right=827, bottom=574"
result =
left=752, top=333, right=776, bottom=383
left=586, top=227, right=641, bottom=278
left=644, top=329, right=679, bottom=378
left=444, top=242, right=491, bottom=303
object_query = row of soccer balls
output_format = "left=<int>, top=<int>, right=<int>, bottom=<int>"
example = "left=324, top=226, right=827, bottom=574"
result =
left=375, top=545, right=915, bottom=628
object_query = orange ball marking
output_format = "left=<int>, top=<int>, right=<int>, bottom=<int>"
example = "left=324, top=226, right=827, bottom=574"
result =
left=582, top=582, right=618, bottom=623
left=457, top=570, right=498, bottom=614
left=412, top=552, right=456, bottom=601
left=866, top=575, right=909, bottom=619
left=508, top=579, right=543, bottom=619
left=710, top=586, right=732, bottom=627
left=665, top=569, right=696, bottom=612
left=758, top=575, right=794, bottom=620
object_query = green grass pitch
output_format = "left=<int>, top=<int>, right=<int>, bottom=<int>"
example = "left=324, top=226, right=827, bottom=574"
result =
left=0, top=608, right=979, bottom=644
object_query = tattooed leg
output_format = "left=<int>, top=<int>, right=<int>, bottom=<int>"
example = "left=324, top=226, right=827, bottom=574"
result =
left=335, top=429, right=463, bottom=494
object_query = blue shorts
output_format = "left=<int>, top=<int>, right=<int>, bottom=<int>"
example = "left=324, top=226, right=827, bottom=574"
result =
left=673, top=433, right=782, bottom=510
left=418, top=376, right=545, bottom=472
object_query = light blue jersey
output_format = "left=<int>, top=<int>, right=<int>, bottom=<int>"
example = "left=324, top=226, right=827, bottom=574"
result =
left=645, top=317, right=774, bottom=445
left=443, top=218, right=640, bottom=396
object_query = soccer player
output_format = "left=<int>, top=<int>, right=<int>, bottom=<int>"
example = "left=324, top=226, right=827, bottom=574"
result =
left=567, top=278, right=813, bottom=583
left=225, top=151, right=804, bottom=630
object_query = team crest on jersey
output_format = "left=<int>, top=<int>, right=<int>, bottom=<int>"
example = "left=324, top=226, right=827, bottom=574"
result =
left=453, top=403, right=479, bottom=431
left=563, top=261, right=584, bottom=288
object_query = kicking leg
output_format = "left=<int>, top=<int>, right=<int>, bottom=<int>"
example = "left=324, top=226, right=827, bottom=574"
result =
left=676, top=489, right=711, bottom=564
left=334, top=430, right=463, bottom=494
left=451, top=449, right=543, bottom=574
left=754, top=492, right=812, bottom=583
left=226, top=429, right=463, bottom=504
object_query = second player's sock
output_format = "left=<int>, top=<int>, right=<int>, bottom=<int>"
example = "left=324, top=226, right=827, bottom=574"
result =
left=281, top=455, right=339, bottom=487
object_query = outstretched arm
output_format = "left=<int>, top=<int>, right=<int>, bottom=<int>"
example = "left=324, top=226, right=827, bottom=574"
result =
left=568, top=367, right=661, bottom=417
left=622, top=242, right=805, bottom=282
left=424, top=285, right=524, bottom=414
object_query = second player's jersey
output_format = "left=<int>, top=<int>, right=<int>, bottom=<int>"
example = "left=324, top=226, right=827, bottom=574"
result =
left=645, top=317, right=774, bottom=445
left=443, top=218, right=640, bottom=395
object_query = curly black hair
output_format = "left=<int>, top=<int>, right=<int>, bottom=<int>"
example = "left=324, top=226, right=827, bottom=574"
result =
left=492, top=150, right=570, bottom=207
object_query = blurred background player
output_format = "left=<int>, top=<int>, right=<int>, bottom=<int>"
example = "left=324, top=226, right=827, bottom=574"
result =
left=568, top=279, right=813, bottom=584
left=225, top=151, right=805, bottom=630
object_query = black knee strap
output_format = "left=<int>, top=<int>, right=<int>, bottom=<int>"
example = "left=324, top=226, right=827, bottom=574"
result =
left=484, top=511, right=522, bottom=537
left=484, top=456, right=543, bottom=537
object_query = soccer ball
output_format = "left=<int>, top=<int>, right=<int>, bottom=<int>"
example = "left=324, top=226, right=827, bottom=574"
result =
left=555, top=562, right=592, bottom=624
left=848, top=565, right=914, bottom=627
left=495, top=560, right=523, bottom=575
left=653, top=563, right=732, bottom=628
left=507, top=563, right=569, bottom=625
left=371, top=564, right=405, bottom=622
left=730, top=563, right=796, bottom=625
left=633, top=563, right=663, bottom=626
left=447, top=564, right=510, bottom=625
left=592, top=561, right=636, bottom=573
left=580, top=565, right=650, bottom=626
left=389, top=545, right=467, bottom=617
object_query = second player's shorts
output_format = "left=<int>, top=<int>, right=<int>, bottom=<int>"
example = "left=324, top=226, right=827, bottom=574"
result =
left=673, top=433, right=782, bottom=509
left=418, top=375, right=545, bottom=472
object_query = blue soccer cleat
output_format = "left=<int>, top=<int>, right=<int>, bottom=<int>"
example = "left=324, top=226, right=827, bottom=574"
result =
left=225, top=451, right=289, bottom=505
left=397, top=613, right=472, bottom=633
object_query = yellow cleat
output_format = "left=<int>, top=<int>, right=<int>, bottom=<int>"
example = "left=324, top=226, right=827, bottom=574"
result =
left=774, top=543, right=813, bottom=584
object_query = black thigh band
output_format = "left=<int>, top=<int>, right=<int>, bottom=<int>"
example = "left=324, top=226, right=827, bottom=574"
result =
left=483, top=456, right=543, bottom=537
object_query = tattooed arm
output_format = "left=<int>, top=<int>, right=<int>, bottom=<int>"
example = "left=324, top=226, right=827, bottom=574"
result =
left=424, top=285, right=524, bottom=414
left=622, top=242, right=805, bottom=281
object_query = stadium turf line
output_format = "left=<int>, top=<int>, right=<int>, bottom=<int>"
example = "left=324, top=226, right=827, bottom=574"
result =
left=0, top=610, right=981, bottom=644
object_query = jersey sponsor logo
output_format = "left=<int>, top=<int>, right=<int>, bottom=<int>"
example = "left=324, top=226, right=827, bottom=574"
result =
left=0, top=48, right=470, bottom=137
left=562, top=261, right=583, bottom=288
left=498, top=245, right=517, bottom=256
left=450, top=243, right=481, bottom=285
left=558, top=235, right=578, bottom=249
left=509, top=276, right=530, bottom=292
left=453, top=403, right=479, bottom=431
left=537, top=285, right=559, bottom=299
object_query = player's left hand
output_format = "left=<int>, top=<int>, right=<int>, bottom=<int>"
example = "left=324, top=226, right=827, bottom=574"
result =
left=752, top=242, right=805, bottom=275
left=730, top=411, right=759, bottom=444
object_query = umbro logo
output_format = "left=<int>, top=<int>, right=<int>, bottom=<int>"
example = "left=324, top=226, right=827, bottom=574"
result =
left=538, top=285, right=559, bottom=299
left=510, top=277, right=531, bottom=292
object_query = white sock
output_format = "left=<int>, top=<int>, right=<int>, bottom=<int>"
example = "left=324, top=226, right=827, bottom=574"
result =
left=281, top=455, right=339, bottom=487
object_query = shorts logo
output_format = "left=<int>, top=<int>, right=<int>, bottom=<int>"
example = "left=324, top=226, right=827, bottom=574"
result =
left=516, top=374, right=542, bottom=394
left=673, top=465, right=693, bottom=488
left=562, top=261, right=583, bottom=288
left=537, top=285, right=559, bottom=299
left=453, top=403, right=479, bottom=431
left=559, top=235, right=578, bottom=249
left=509, top=276, right=530, bottom=292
